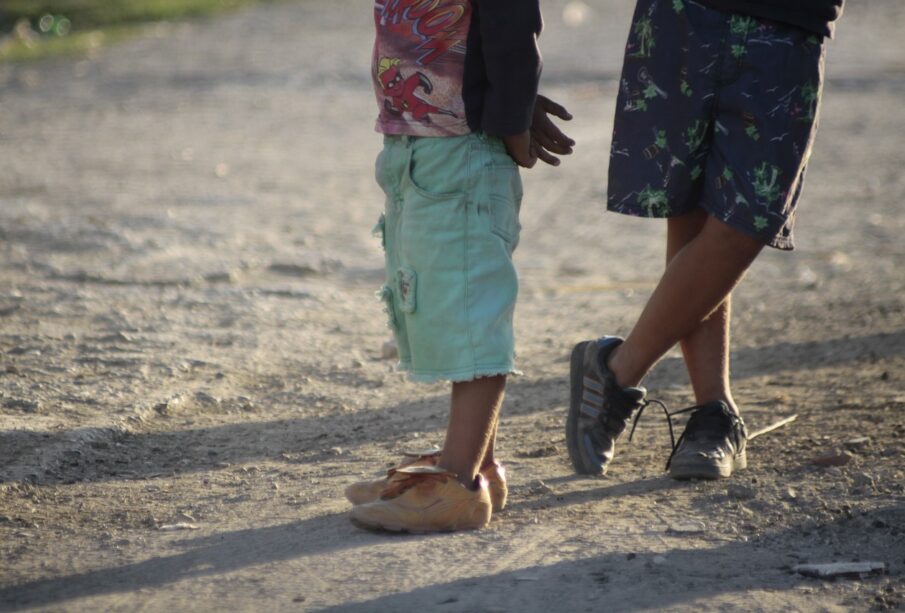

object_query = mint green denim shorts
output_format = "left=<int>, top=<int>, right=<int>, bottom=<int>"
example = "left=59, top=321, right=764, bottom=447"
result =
left=374, top=132, right=522, bottom=382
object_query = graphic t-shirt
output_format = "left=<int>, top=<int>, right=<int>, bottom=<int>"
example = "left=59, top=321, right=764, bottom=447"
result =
left=372, top=0, right=473, bottom=137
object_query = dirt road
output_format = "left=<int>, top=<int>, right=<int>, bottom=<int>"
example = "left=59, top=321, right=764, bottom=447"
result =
left=1, top=1, right=903, bottom=610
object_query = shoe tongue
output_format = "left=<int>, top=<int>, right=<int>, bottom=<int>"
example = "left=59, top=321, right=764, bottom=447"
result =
left=689, top=401, right=733, bottom=432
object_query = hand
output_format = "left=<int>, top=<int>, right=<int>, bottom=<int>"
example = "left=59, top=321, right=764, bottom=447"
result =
left=503, top=130, right=537, bottom=168
left=530, top=94, right=575, bottom=166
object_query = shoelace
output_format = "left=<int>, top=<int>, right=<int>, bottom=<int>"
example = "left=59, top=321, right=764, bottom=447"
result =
left=386, top=453, right=440, bottom=477
left=626, top=399, right=700, bottom=470
left=379, top=472, right=450, bottom=500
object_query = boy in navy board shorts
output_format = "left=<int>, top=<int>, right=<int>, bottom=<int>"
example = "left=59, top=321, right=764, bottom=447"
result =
left=567, top=0, right=843, bottom=479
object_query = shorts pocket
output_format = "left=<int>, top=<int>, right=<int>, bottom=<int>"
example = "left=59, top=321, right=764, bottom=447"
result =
left=396, top=267, right=417, bottom=314
left=377, top=284, right=398, bottom=330
left=482, top=163, right=523, bottom=251
left=406, top=141, right=468, bottom=201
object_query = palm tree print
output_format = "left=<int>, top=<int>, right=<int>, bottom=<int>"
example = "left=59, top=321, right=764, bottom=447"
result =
left=685, top=120, right=707, bottom=153
left=637, top=185, right=670, bottom=216
left=630, top=16, right=655, bottom=58
left=752, top=162, right=782, bottom=204
left=799, top=82, right=819, bottom=122
left=654, top=129, right=667, bottom=150
left=729, top=15, right=757, bottom=37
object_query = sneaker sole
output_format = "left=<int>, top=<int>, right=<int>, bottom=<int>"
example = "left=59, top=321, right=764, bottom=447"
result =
left=668, top=449, right=748, bottom=480
left=565, top=341, right=604, bottom=476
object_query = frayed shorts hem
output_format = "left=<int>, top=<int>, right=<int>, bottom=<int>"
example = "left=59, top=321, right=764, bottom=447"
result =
left=398, top=363, right=522, bottom=384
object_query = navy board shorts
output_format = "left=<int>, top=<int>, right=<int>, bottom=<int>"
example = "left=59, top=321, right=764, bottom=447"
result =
left=608, top=0, right=827, bottom=250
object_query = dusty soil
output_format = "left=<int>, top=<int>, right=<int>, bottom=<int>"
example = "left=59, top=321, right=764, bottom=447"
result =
left=1, top=1, right=903, bottom=611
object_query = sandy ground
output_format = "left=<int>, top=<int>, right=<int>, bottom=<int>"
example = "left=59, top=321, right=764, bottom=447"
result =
left=1, top=1, right=904, bottom=611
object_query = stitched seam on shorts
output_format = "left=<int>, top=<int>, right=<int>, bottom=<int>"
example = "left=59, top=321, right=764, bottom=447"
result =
left=397, top=362, right=518, bottom=382
left=463, top=142, right=476, bottom=374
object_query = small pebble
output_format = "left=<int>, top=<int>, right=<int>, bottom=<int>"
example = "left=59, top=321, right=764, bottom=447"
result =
left=843, top=436, right=871, bottom=451
left=527, top=479, right=553, bottom=495
left=667, top=520, right=706, bottom=535
left=812, top=451, right=854, bottom=467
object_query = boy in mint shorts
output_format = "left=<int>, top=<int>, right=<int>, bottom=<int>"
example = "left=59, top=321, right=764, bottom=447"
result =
left=567, top=0, right=843, bottom=481
left=346, top=0, right=573, bottom=533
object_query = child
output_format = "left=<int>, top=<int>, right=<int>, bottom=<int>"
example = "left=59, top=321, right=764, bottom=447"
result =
left=567, top=0, right=843, bottom=480
left=347, top=0, right=573, bottom=532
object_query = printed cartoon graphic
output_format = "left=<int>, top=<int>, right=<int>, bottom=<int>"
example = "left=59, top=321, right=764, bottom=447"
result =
left=377, top=57, right=457, bottom=124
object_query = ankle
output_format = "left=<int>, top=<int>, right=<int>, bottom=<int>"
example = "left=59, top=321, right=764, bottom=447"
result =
left=607, top=345, right=643, bottom=389
left=458, top=474, right=481, bottom=490
left=695, top=392, right=738, bottom=415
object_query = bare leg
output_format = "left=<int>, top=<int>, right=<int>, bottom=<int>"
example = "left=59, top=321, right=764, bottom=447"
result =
left=440, top=375, right=506, bottom=488
left=608, top=215, right=764, bottom=389
left=665, top=210, right=737, bottom=411
left=482, top=424, right=498, bottom=468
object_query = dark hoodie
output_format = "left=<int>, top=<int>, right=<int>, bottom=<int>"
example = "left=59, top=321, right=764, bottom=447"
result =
left=697, top=0, right=844, bottom=38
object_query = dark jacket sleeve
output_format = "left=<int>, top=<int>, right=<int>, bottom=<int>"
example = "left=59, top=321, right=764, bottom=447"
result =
left=473, top=0, right=543, bottom=136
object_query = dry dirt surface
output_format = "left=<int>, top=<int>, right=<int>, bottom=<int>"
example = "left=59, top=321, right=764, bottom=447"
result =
left=1, top=1, right=904, bottom=611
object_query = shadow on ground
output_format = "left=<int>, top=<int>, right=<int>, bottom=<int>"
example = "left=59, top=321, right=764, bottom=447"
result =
left=2, top=331, right=902, bottom=486
left=4, top=509, right=899, bottom=612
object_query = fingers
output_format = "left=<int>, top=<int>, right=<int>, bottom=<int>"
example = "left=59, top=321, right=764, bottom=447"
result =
left=537, top=94, right=573, bottom=121
left=532, top=122, right=574, bottom=155
left=542, top=120, right=576, bottom=149
left=532, top=94, right=576, bottom=156
left=535, top=146, right=561, bottom=167
left=529, top=135, right=561, bottom=167
left=502, top=130, right=537, bottom=168
left=519, top=146, right=538, bottom=168
left=514, top=95, right=577, bottom=168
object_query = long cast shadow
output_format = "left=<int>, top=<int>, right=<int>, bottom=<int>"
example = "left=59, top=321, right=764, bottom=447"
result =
left=2, top=331, right=902, bottom=485
left=0, top=511, right=355, bottom=610
left=319, top=506, right=905, bottom=613
left=642, top=330, right=905, bottom=388
left=3, top=500, right=900, bottom=612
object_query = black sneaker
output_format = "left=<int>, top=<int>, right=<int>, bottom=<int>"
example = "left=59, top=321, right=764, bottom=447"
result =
left=667, top=401, right=748, bottom=480
left=566, top=336, right=647, bottom=475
